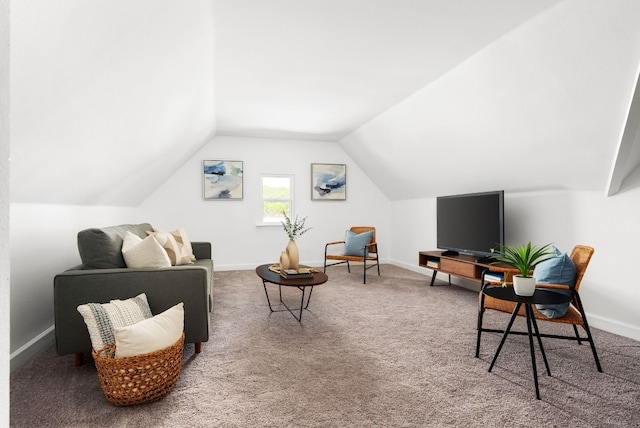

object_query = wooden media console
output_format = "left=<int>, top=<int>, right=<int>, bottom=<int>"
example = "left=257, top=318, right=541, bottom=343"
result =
left=418, top=250, right=498, bottom=286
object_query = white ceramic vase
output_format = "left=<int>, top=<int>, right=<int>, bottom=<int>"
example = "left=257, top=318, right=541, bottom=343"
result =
left=286, top=239, right=299, bottom=270
left=513, top=275, right=536, bottom=296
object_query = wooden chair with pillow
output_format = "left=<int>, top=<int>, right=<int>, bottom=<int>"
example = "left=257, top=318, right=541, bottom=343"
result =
left=324, top=226, right=380, bottom=284
left=476, top=245, right=602, bottom=372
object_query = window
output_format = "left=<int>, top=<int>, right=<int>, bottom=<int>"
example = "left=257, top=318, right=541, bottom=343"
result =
left=261, top=175, right=293, bottom=224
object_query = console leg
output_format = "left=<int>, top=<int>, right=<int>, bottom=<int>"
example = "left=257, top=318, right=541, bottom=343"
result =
left=195, top=342, right=202, bottom=353
left=475, top=296, right=486, bottom=358
left=75, top=353, right=84, bottom=367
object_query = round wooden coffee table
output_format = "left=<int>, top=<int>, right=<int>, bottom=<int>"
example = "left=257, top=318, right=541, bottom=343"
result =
left=255, top=264, right=328, bottom=322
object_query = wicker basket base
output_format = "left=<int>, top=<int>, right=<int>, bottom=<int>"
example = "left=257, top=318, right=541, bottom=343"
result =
left=92, top=333, right=184, bottom=406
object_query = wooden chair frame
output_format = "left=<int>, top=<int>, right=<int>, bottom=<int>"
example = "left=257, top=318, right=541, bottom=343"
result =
left=476, top=245, right=602, bottom=372
left=324, top=226, right=380, bottom=284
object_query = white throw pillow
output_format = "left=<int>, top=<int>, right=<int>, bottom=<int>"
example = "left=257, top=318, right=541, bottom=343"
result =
left=121, top=231, right=171, bottom=268
left=77, top=293, right=153, bottom=351
left=148, top=227, right=195, bottom=265
left=147, top=229, right=183, bottom=265
left=171, top=227, right=196, bottom=263
left=114, top=302, right=185, bottom=358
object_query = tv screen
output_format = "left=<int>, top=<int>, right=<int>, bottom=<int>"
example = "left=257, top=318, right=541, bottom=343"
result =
left=436, top=190, right=504, bottom=259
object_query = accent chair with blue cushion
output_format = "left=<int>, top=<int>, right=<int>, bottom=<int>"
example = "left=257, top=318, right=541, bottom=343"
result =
left=476, top=245, right=602, bottom=372
left=324, top=226, right=380, bottom=284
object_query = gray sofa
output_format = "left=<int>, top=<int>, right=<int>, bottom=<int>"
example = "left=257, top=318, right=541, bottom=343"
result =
left=54, top=223, right=213, bottom=365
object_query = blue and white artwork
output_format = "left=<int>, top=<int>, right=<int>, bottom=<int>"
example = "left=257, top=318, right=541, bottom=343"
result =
left=311, top=163, right=346, bottom=200
left=203, top=160, right=243, bottom=200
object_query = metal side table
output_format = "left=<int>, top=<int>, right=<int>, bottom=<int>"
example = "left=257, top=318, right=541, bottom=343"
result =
left=481, top=286, right=572, bottom=399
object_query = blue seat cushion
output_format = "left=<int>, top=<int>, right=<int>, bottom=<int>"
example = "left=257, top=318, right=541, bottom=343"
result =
left=534, top=246, right=576, bottom=318
left=343, top=230, right=374, bottom=257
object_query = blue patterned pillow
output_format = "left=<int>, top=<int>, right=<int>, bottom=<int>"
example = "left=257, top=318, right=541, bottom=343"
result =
left=343, top=230, right=374, bottom=257
left=534, top=247, right=576, bottom=318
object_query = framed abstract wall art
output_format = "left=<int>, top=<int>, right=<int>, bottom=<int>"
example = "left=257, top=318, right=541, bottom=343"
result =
left=202, top=160, right=243, bottom=200
left=311, top=163, right=346, bottom=200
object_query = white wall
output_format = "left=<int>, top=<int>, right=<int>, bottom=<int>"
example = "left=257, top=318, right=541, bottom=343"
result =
left=9, top=204, right=137, bottom=368
left=573, top=170, right=640, bottom=338
left=391, top=180, right=640, bottom=341
left=1, top=0, right=10, bottom=420
left=138, top=136, right=391, bottom=270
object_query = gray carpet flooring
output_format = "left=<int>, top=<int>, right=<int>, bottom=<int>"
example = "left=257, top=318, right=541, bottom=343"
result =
left=10, top=265, right=640, bottom=427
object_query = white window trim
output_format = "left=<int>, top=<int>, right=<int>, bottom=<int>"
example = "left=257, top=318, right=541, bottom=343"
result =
left=259, top=174, right=294, bottom=226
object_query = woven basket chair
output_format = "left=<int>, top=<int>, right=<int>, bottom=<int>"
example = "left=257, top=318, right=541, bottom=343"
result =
left=476, top=245, right=602, bottom=372
left=93, top=333, right=184, bottom=406
left=324, top=226, right=380, bottom=284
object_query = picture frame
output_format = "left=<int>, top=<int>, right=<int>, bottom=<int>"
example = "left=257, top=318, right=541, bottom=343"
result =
left=202, top=160, right=243, bottom=200
left=311, top=163, right=346, bottom=200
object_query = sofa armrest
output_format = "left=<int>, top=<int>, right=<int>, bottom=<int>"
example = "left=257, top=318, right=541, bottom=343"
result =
left=191, top=242, right=211, bottom=260
left=54, top=265, right=210, bottom=356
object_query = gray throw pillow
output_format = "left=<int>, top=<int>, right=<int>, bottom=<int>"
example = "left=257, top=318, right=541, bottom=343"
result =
left=78, top=223, right=153, bottom=268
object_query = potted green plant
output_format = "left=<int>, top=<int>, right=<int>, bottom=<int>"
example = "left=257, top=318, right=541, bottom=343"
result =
left=280, top=211, right=312, bottom=270
left=491, top=242, right=556, bottom=296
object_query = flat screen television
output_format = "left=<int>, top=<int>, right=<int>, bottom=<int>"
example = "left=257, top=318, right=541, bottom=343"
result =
left=436, top=190, right=504, bottom=259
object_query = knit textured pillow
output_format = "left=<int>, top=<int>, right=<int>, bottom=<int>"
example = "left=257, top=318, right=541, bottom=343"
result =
left=77, top=293, right=153, bottom=351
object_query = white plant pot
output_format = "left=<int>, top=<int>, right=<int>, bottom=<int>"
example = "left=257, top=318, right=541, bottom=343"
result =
left=513, top=275, right=536, bottom=296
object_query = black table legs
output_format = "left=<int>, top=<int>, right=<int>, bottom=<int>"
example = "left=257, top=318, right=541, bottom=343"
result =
left=488, top=302, right=521, bottom=372
left=261, top=280, right=314, bottom=322
left=487, top=302, right=551, bottom=400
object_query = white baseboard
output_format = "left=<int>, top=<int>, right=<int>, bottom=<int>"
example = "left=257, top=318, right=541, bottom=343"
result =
left=214, top=258, right=392, bottom=272
left=391, top=260, right=426, bottom=275
left=587, top=314, right=640, bottom=341
left=11, top=325, right=55, bottom=372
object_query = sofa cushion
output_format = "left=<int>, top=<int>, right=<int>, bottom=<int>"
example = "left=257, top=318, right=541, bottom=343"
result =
left=121, top=232, right=171, bottom=268
left=78, top=223, right=153, bottom=269
left=114, top=302, right=184, bottom=358
left=77, top=293, right=153, bottom=351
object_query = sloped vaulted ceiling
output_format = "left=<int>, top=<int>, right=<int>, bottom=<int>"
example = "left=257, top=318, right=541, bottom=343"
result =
left=9, top=0, right=640, bottom=206
left=10, top=0, right=216, bottom=206
left=339, top=1, right=640, bottom=199
left=212, top=0, right=560, bottom=141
